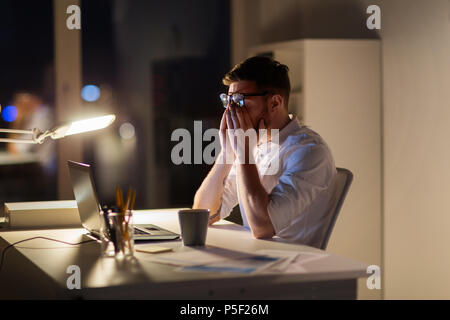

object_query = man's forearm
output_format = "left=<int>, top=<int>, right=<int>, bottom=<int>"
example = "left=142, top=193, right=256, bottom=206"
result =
left=236, top=164, right=275, bottom=239
left=193, top=155, right=232, bottom=221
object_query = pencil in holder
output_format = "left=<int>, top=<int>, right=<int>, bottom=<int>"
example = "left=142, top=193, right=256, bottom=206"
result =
left=100, top=209, right=134, bottom=259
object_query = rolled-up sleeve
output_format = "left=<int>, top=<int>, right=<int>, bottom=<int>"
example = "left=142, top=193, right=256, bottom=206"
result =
left=267, top=144, right=335, bottom=235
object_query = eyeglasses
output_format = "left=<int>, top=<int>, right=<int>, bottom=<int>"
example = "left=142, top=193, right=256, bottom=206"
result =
left=220, top=91, right=268, bottom=108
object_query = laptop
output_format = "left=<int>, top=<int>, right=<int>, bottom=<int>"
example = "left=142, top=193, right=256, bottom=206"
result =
left=67, top=160, right=179, bottom=241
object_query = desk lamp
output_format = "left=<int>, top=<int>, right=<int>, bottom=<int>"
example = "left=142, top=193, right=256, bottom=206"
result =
left=0, top=114, right=116, bottom=144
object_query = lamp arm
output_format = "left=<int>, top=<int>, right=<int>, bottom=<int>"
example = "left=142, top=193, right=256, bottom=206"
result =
left=0, top=128, right=45, bottom=144
left=33, top=129, right=52, bottom=144
left=0, top=128, right=34, bottom=135
left=0, top=138, right=38, bottom=144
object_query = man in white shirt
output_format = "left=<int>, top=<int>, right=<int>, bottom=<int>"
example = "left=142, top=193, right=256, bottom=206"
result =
left=193, top=56, right=336, bottom=247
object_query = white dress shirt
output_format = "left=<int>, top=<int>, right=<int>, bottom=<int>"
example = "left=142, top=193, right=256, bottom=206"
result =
left=218, top=115, right=337, bottom=248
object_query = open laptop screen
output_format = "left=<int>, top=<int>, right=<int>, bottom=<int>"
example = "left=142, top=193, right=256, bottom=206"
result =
left=67, top=160, right=101, bottom=233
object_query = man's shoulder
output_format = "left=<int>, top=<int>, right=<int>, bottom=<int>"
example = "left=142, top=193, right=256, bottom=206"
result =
left=282, top=125, right=328, bottom=149
left=278, top=125, right=334, bottom=165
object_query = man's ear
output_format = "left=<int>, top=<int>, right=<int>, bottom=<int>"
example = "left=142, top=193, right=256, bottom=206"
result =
left=269, top=94, right=284, bottom=114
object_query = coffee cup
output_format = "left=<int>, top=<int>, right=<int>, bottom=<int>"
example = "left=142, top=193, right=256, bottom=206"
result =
left=178, top=209, right=210, bottom=246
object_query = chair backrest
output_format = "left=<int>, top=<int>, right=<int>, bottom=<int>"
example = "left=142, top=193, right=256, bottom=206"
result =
left=319, top=167, right=353, bottom=250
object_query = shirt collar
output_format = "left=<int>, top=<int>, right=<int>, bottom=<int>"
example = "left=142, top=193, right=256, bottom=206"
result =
left=256, top=114, right=302, bottom=149
left=278, top=114, right=302, bottom=144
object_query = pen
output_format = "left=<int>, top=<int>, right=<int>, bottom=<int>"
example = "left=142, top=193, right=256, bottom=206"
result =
left=116, top=185, right=124, bottom=222
left=102, top=206, right=119, bottom=253
left=123, top=188, right=133, bottom=238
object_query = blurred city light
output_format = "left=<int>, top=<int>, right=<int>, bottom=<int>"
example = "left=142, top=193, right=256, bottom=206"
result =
left=119, top=122, right=135, bottom=140
left=81, top=84, right=101, bottom=102
left=1, top=105, right=18, bottom=122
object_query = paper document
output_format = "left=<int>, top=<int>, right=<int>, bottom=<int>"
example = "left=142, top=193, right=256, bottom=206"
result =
left=254, top=250, right=329, bottom=274
left=255, top=249, right=301, bottom=272
left=179, top=255, right=281, bottom=274
left=140, top=246, right=328, bottom=275
left=139, top=246, right=258, bottom=267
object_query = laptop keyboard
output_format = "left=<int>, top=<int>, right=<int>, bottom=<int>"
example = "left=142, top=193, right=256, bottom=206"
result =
left=133, top=228, right=148, bottom=235
left=133, top=225, right=178, bottom=238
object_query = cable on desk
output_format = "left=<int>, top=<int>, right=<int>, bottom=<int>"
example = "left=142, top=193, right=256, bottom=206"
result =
left=0, top=236, right=96, bottom=273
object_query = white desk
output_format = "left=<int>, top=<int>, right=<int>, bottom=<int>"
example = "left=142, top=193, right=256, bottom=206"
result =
left=0, top=209, right=368, bottom=299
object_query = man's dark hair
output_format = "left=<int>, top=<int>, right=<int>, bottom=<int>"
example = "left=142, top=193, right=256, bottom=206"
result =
left=222, top=56, right=291, bottom=106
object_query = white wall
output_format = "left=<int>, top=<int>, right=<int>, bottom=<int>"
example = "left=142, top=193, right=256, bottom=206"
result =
left=381, top=0, right=450, bottom=299
left=301, top=40, right=381, bottom=300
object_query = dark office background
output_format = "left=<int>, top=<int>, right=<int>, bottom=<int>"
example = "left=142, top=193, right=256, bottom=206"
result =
left=0, top=0, right=230, bottom=210
left=0, top=0, right=55, bottom=205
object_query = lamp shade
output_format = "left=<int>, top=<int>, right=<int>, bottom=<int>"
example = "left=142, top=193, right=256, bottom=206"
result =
left=50, top=114, right=116, bottom=140
left=0, top=114, right=116, bottom=144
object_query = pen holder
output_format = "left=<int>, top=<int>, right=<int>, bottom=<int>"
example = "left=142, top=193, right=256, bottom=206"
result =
left=100, top=210, right=134, bottom=259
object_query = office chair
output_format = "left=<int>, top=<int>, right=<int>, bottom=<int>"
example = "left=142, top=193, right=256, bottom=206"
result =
left=319, top=167, right=353, bottom=250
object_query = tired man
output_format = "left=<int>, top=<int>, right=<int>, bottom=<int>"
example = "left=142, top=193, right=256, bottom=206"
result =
left=193, top=56, right=336, bottom=247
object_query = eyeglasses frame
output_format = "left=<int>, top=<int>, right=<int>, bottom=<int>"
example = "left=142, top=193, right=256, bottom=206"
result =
left=220, top=91, right=269, bottom=108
